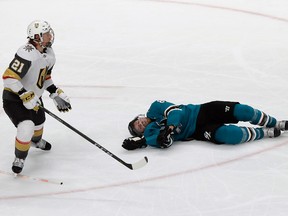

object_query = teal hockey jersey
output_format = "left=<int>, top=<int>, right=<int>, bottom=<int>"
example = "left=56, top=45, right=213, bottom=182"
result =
left=144, top=100, right=200, bottom=148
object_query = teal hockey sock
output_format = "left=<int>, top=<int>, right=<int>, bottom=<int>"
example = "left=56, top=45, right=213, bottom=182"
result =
left=215, top=125, right=264, bottom=144
left=233, top=104, right=276, bottom=127
left=250, top=109, right=276, bottom=127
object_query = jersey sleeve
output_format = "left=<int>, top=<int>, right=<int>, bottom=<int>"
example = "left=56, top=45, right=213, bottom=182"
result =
left=3, top=54, right=31, bottom=80
left=147, top=100, right=174, bottom=120
left=147, top=100, right=183, bottom=127
left=165, top=106, right=183, bottom=127
left=44, top=70, right=54, bottom=90
left=2, top=54, right=32, bottom=92
left=144, top=122, right=161, bottom=148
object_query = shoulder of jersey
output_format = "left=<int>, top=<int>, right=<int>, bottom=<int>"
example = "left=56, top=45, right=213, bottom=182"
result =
left=16, top=43, right=40, bottom=61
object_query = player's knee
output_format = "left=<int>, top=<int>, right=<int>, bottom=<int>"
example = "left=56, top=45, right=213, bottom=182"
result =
left=17, top=120, right=35, bottom=142
left=215, top=125, right=243, bottom=144
left=233, top=104, right=254, bottom=121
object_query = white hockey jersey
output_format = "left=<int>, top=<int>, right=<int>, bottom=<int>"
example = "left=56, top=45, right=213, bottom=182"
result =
left=2, top=43, right=55, bottom=98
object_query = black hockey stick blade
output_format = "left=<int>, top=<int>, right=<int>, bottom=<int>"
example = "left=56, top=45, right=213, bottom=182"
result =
left=42, top=107, right=148, bottom=170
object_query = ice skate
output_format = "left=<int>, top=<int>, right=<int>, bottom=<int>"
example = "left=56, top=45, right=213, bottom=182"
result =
left=263, top=128, right=281, bottom=138
left=12, top=157, right=25, bottom=174
left=275, top=120, right=288, bottom=131
left=32, top=139, right=52, bottom=151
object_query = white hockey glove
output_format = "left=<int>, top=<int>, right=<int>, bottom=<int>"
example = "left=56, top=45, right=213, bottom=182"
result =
left=19, top=90, right=39, bottom=111
left=49, top=88, right=71, bottom=112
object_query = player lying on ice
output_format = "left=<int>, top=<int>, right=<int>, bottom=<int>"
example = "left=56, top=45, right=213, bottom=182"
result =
left=122, top=100, right=288, bottom=150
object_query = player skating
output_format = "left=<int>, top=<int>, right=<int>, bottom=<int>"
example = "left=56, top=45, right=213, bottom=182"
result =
left=2, top=20, right=71, bottom=174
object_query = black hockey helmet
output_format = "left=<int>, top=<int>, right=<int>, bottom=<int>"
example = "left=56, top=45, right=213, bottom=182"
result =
left=128, top=114, right=145, bottom=137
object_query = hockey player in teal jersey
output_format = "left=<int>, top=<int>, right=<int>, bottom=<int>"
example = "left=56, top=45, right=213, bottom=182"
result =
left=122, top=100, right=288, bottom=150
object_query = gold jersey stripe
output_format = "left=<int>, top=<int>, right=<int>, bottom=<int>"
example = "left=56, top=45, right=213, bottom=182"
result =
left=4, top=87, right=18, bottom=94
left=2, top=68, right=21, bottom=80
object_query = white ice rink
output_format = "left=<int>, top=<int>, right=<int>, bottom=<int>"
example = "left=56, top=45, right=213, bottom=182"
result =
left=1, top=0, right=288, bottom=215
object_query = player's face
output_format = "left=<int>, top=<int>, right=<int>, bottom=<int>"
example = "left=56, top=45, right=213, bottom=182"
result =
left=42, top=30, right=54, bottom=47
left=134, top=117, right=150, bottom=134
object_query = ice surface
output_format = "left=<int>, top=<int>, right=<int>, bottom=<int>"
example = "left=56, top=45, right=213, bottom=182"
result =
left=1, top=0, right=288, bottom=215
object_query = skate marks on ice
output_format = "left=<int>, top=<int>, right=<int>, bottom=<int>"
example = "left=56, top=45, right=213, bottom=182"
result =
left=0, top=169, right=63, bottom=186
left=0, top=139, right=287, bottom=200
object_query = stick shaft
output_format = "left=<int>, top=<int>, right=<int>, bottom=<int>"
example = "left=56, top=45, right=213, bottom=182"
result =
left=43, top=107, right=146, bottom=170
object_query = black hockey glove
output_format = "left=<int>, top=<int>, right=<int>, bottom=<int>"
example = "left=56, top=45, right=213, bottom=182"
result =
left=157, top=126, right=173, bottom=148
left=122, top=136, right=147, bottom=150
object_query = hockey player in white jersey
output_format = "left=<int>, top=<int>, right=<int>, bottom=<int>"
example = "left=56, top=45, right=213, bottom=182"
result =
left=2, top=20, right=71, bottom=174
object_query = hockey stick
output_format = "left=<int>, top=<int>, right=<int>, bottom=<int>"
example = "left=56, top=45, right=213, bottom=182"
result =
left=42, top=107, right=148, bottom=170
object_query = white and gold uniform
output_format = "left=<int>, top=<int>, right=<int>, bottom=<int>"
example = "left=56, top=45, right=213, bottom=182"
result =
left=2, top=42, right=57, bottom=163
left=3, top=20, right=71, bottom=174
left=3, top=43, right=55, bottom=100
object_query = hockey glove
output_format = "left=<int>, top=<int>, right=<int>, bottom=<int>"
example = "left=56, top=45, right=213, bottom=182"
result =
left=122, top=136, right=147, bottom=150
left=49, top=88, right=71, bottom=112
left=157, top=126, right=174, bottom=148
left=19, top=90, right=39, bottom=111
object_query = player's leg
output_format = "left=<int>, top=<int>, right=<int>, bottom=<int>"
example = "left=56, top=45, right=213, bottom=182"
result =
left=12, top=120, right=35, bottom=173
left=233, top=104, right=288, bottom=130
left=214, top=125, right=281, bottom=145
left=193, top=123, right=280, bottom=145
left=31, top=108, right=51, bottom=150
left=3, top=100, right=36, bottom=173
left=31, top=123, right=52, bottom=150
left=197, top=101, right=240, bottom=125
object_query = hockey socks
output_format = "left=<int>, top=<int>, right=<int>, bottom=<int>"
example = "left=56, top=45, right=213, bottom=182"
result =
left=233, top=104, right=277, bottom=127
left=214, top=125, right=280, bottom=144
left=250, top=110, right=276, bottom=127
